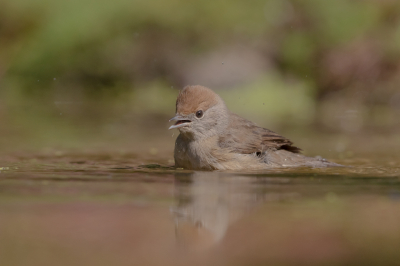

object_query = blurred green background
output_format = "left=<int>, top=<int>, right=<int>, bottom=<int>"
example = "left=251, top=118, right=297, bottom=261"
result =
left=1, top=0, right=400, bottom=157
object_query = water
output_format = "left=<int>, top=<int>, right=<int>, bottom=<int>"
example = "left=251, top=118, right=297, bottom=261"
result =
left=0, top=153, right=400, bottom=266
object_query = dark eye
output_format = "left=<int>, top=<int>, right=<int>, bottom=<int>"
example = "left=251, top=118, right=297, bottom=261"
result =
left=195, top=110, right=203, bottom=118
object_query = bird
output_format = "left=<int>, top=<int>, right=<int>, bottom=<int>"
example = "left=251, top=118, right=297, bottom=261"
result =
left=169, top=85, right=340, bottom=170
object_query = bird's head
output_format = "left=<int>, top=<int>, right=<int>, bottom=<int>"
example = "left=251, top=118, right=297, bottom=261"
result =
left=169, top=85, right=229, bottom=139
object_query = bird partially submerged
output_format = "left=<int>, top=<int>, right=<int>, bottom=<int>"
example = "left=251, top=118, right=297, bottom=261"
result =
left=169, top=85, right=340, bottom=170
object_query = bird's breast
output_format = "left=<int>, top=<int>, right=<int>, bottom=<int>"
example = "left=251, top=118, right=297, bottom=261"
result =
left=174, top=135, right=218, bottom=170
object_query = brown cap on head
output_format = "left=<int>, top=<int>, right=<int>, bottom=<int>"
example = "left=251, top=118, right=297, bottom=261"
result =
left=176, top=85, right=222, bottom=115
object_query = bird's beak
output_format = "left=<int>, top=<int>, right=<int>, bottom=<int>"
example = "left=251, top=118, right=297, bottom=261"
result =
left=169, top=115, right=192, bottom=130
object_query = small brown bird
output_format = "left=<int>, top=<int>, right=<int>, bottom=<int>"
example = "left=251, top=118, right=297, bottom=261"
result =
left=169, top=85, right=339, bottom=170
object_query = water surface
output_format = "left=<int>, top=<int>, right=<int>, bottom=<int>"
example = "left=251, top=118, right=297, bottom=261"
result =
left=0, top=153, right=400, bottom=266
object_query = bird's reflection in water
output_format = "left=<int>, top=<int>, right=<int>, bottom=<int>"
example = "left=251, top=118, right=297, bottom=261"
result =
left=171, top=172, right=298, bottom=250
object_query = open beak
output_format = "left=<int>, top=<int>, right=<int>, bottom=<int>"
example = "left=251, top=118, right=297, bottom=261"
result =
left=168, top=115, right=192, bottom=130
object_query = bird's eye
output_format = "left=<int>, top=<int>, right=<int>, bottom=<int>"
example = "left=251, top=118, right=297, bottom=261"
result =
left=195, top=110, right=203, bottom=118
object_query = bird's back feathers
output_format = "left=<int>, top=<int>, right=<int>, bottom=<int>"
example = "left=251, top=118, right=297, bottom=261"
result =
left=218, top=113, right=301, bottom=155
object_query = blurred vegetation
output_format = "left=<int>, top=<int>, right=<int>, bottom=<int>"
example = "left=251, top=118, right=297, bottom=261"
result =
left=1, top=0, right=400, bottom=151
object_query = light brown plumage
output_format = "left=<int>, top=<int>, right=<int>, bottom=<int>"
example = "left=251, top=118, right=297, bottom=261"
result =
left=176, top=85, right=221, bottom=115
left=218, top=113, right=301, bottom=154
left=169, top=85, right=339, bottom=170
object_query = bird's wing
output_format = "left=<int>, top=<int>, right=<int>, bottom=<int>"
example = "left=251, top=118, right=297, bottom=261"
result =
left=218, top=113, right=301, bottom=154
